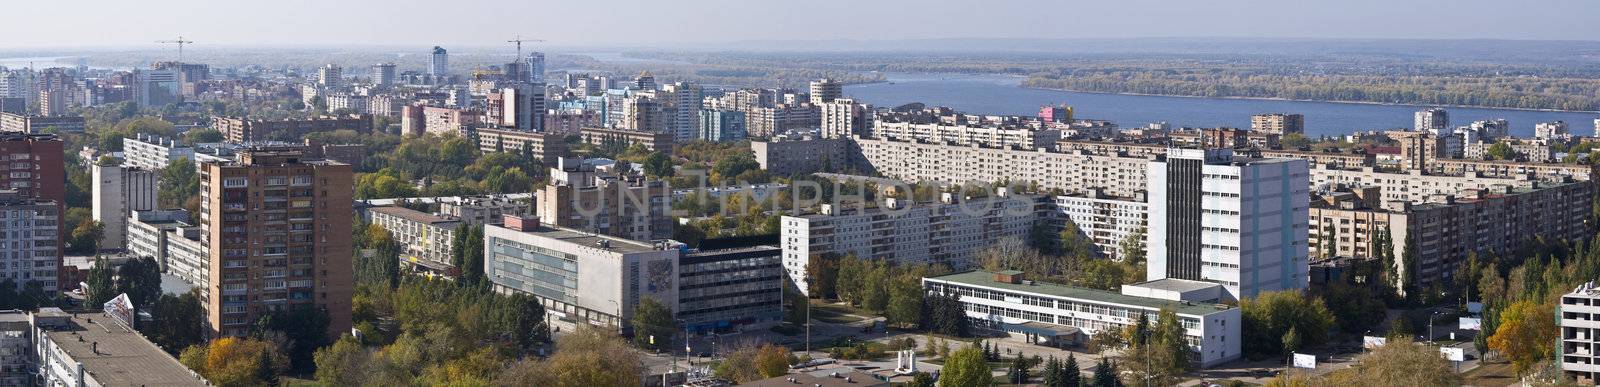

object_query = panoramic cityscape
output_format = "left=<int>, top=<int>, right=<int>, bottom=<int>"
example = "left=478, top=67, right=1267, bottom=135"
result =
left=2, top=1, right=1600, bottom=386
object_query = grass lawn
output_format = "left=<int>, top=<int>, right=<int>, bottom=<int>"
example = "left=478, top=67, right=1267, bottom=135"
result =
left=810, top=303, right=868, bottom=324
left=1461, top=359, right=1518, bottom=387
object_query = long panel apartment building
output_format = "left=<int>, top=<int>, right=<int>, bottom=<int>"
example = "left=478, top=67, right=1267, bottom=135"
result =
left=213, top=114, right=372, bottom=143
left=368, top=206, right=461, bottom=277
left=781, top=192, right=1043, bottom=295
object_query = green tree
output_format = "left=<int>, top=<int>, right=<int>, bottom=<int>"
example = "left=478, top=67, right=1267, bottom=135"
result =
left=1488, top=300, right=1557, bottom=376
left=631, top=297, right=677, bottom=352
left=886, top=277, right=924, bottom=327
left=1091, top=357, right=1122, bottom=387
left=0, top=279, right=15, bottom=309
left=183, top=128, right=225, bottom=144
left=643, top=151, right=675, bottom=177
left=313, top=336, right=370, bottom=387
left=1118, top=227, right=1146, bottom=263
left=251, top=305, right=332, bottom=371
left=115, top=257, right=163, bottom=313
left=907, top=372, right=936, bottom=387
left=754, top=344, right=791, bottom=378
left=1059, top=220, right=1094, bottom=259
left=940, top=346, right=993, bottom=387
left=67, top=220, right=103, bottom=255
left=85, top=257, right=118, bottom=306
left=180, top=337, right=290, bottom=387
left=1239, top=290, right=1336, bottom=359
left=143, top=290, right=206, bottom=352
left=1062, top=354, right=1083, bottom=387
left=157, top=157, right=200, bottom=209
left=1007, top=354, right=1032, bottom=384
left=492, top=324, right=645, bottom=387
left=1484, top=141, right=1516, bottom=160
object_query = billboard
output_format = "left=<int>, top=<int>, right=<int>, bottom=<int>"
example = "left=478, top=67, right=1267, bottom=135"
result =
left=1362, top=336, right=1387, bottom=349
left=1292, top=353, right=1317, bottom=369
left=104, top=293, right=135, bottom=329
left=1440, top=347, right=1466, bottom=362
left=1458, top=317, right=1482, bottom=331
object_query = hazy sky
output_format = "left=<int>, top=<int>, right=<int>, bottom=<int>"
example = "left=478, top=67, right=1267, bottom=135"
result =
left=3, top=0, right=1598, bottom=48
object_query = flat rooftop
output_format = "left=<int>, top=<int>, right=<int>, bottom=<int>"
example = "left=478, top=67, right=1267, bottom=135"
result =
left=37, top=312, right=207, bottom=386
left=926, top=271, right=1233, bottom=316
left=491, top=223, right=662, bottom=254
left=370, top=205, right=461, bottom=225
left=1126, top=278, right=1223, bottom=293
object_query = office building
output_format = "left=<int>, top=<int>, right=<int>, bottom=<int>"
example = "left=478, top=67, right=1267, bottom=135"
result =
left=925, top=271, right=1241, bottom=367
left=429, top=46, right=449, bottom=77
left=820, top=99, right=869, bottom=139
left=26, top=308, right=208, bottom=387
left=1146, top=148, right=1309, bottom=301
left=678, top=243, right=785, bottom=332
left=1250, top=113, right=1304, bottom=135
left=536, top=158, right=671, bottom=241
left=0, top=133, right=63, bottom=291
left=0, top=191, right=60, bottom=293
left=1053, top=191, right=1148, bottom=260
left=781, top=193, right=1042, bottom=295
left=200, top=146, right=354, bottom=338
left=809, top=78, right=841, bottom=104
left=1561, top=281, right=1600, bottom=384
left=317, top=64, right=342, bottom=88
left=92, top=164, right=157, bottom=249
left=213, top=114, right=372, bottom=143
left=439, top=195, right=531, bottom=225
left=498, top=84, right=546, bottom=131
left=368, top=206, right=461, bottom=277
left=485, top=215, right=680, bottom=330
left=1414, top=108, right=1449, bottom=133
left=0, top=113, right=85, bottom=133
left=372, top=63, right=397, bottom=86
left=698, top=109, right=747, bottom=142
left=134, top=68, right=181, bottom=109
left=527, top=52, right=546, bottom=83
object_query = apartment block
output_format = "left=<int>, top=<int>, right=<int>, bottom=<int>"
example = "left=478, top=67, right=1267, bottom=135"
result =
left=368, top=206, right=461, bottom=277
left=1052, top=190, right=1148, bottom=260
left=750, top=136, right=853, bottom=176
left=536, top=158, right=670, bottom=241
left=122, top=134, right=200, bottom=170
left=1147, top=149, right=1309, bottom=301
left=25, top=309, right=208, bottom=387
left=0, top=113, right=85, bottom=133
left=213, top=114, right=372, bottom=143
left=780, top=193, right=1043, bottom=295
left=925, top=271, right=1241, bottom=367
left=0, top=133, right=63, bottom=291
left=854, top=136, right=1153, bottom=198
left=0, top=191, right=60, bottom=293
left=440, top=195, right=531, bottom=225
left=200, top=146, right=353, bottom=338
left=579, top=126, right=674, bottom=153
left=92, top=164, right=157, bottom=249
left=819, top=99, right=869, bottom=139
left=1561, top=282, right=1600, bottom=384
left=870, top=107, right=1061, bottom=150
left=1250, top=113, right=1304, bottom=135
left=474, top=127, right=570, bottom=166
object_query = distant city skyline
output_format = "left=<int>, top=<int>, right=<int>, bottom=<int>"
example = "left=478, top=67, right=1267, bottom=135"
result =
left=1, top=0, right=1598, bottom=49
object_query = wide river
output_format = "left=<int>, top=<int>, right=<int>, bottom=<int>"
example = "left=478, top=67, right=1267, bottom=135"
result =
left=843, top=73, right=1600, bottom=138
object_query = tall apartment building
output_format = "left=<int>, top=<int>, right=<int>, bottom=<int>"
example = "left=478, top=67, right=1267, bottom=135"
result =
left=663, top=82, right=704, bottom=142
left=0, top=191, right=60, bottom=293
left=429, top=46, right=449, bottom=77
left=372, top=63, right=397, bottom=86
left=1536, top=121, right=1572, bottom=140
left=1561, top=282, right=1600, bottom=384
left=368, top=206, right=461, bottom=277
left=122, top=134, right=210, bottom=170
left=200, top=146, right=353, bottom=338
left=485, top=215, right=680, bottom=330
left=474, top=128, right=569, bottom=165
left=809, top=79, right=841, bottom=104
left=213, top=114, right=372, bottom=143
left=698, top=109, right=747, bottom=142
left=1250, top=113, right=1304, bottom=135
left=1052, top=191, right=1148, bottom=261
left=1146, top=149, right=1309, bottom=301
left=317, top=64, right=343, bottom=88
left=1414, top=108, right=1449, bottom=133
left=402, top=105, right=482, bottom=137
left=820, top=99, right=869, bottom=139
left=536, top=158, right=671, bottom=241
left=91, top=164, right=157, bottom=249
left=0, top=133, right=63, bottom=291
left=745, top=104, right=819, bottom=138
left=622, top=96, right=665, bottom=134
left=496, top=84, right=546, bottom=131
left=780, top=193, right=1043, bottom=295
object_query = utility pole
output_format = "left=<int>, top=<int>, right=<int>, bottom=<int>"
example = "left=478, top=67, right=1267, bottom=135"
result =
left=506, top=35, right=546, bottom=59
left=155, top=36, right=195, bottom=62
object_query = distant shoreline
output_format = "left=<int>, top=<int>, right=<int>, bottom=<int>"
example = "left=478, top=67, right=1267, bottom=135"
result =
left=1017, top=85, right=1600, bottom=115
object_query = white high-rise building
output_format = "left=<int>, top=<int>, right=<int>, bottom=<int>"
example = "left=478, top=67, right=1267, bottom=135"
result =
left=1146, top=148, right=1309, bottom=301
left=663, top=82, right=703, bottom=142
left=1414, top=108, right=1449, bottom=133
left=92, top=164, right=157, bottom=249
left=429, top=46, right=449, bottom=77
left=809, top=78, right=841, bottom=104
left=1561, top=281, right=1600, bottom=383
left=501, top=84, right=546, bottom=131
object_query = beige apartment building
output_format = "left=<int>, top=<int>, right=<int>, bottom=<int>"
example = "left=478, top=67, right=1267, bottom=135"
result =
left=536, top=158, right=671, bottom=241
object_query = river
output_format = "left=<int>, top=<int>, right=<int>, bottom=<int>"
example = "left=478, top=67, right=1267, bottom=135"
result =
left=843, top=72, right=1600, bottom=138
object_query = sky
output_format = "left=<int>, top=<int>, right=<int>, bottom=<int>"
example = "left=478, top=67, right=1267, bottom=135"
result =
left=1, top=0, right=1598, bottom=49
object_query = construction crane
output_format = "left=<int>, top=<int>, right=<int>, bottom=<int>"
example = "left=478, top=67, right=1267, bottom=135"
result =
left=156, top=35, right=195, bottom=62
left=506, top=35, right=546, bottom=59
